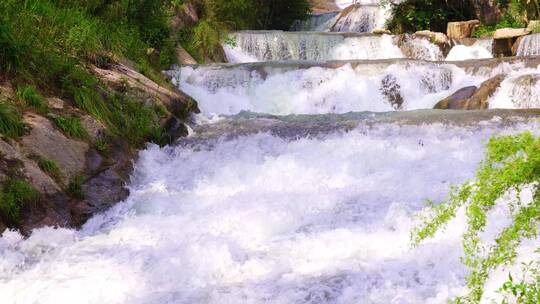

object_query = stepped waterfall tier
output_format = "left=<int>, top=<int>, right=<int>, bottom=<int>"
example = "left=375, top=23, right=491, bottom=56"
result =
left=2, top=1, right=540, bottom=304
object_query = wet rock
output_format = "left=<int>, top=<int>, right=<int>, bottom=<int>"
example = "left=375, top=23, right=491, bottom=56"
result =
left=71, top=138, right=134, bottom=226
left=493, top=28, right=531, bottom=39
left=447, top=20, right=481, bottom=39
left=467, top=74, right=505, bottom=109
left=493, top=38, right=516, bottom=57
left=20, top=113, right=89, bottom=181
left=380, top=75, right=403, bottom=110
left=434, top=86, right=478, bottom=109
left=373, top=28, right=391, bottom=35
left=176, top=46, right=197, bottom=64
left=415, top=30, right=450, bottom=45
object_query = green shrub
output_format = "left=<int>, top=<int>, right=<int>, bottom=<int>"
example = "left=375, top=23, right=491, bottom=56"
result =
left=413, top=132, right=540, bottom=302
left=16, top=85, right=49, bottom=114
left=0, top=101, right=26, bottom=138
left=52, top=116, right=88, bottom=139
left=0, top=178, right=40, bottom=225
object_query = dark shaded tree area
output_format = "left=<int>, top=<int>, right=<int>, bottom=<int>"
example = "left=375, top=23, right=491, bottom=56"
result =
left=386, top=0, right=477, bottom=33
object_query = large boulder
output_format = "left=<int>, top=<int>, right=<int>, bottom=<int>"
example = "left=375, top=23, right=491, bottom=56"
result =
left=467, top=74, right=506, bottom=109
left=493, top=28, right=531, bottom=39
left=434, top=86, right=478, bottom=109
left=20, top=114, right=89, bottom=182
left=434, top=74, right=506, bottom=110
left=447, top=20, right=481, bottom=39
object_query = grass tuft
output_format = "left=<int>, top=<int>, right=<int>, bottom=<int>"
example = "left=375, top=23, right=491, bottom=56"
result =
left=52, top=116, right=88, bottom=140
left=0, top=101, right=26, bottom=138
left=0, top=178, right=40, bottom=225
left=16, top=85, right=49, bottom=114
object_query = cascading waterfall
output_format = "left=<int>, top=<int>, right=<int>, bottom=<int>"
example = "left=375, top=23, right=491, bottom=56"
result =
left=489, top=73, right=540, bottom=108
left=223, top=32, right=405, bottom=63
left=446, top=39, right=493, bottom=61
left=291, top=12, right=339, bottom=32
left=330, top=4, right=389, bottom=33
left=516, top=33, right=540, bottom=56
left=3, top=1, right=540, bottom=304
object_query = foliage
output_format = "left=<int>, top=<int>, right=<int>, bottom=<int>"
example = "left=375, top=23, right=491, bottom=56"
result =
left=0, top=101, right=26, bottom=138
left=385, top=0, right=476, bottom=33
left=499, top=260, right=540, bottom=304
left=52, top=116, right=89, bottom=140
left=413, top=132, right=540, bottom=303
left=16, top=85, right=49, bottom=114
left=0, top=178, right=41, bottom=225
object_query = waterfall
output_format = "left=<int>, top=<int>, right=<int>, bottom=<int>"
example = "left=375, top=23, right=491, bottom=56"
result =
left=398, top=35, right=445, bottom=61
left=446, top=39, right=493, bottom=61
left=291, top=12, right=339, bottom=32
left=330, top=4, right=389, bottom=33
left=4, top=1, right=540, bottom=303
left=489, top=73, right=540, bottom=108
left=168, top=62, right=477, bottom=116
left=516, top=33, right=540, bottom=56
left=223, top=31, right=404, bottom=63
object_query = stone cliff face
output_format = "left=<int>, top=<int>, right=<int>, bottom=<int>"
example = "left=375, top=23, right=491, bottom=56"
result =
left=469, top=0, right=502, bottom=25
left=0, top=62, right=198, bottom=235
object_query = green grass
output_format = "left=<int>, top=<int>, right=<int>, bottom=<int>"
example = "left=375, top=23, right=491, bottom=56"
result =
left=0, top=101, right=26, bottom=138
left=52, top=116, right=88, bottom=140
left=16, top=85, right=49, bottom=114
left=413, top=132, right=540, bottom=302
left=0, top=178, right=40, bottom=225
left=36, top=157, right=62, bottom=181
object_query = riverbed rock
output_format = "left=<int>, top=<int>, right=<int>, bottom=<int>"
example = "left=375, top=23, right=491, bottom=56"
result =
left=493, top=28, right=531, bottom=39
left=20, top=114, right=89, bottom=182
left=434, top=86, right=478, bottom=109
left=467, top=74, right=505, bottom=109
left=447, top=20, right=481, bottom=39
left=176, top=46, right=197, bottom=64
left=92, top=63, right=199, bottom=117
left=373, top=28, right=391, bottom=35
left=415, top=30, right=450, bottom=45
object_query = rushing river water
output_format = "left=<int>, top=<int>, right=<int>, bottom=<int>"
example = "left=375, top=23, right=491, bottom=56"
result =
left=2, top=2, right=540, bottom=304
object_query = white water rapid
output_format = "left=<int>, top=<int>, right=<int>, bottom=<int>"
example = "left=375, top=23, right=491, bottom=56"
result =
left=2, top=2, right=540, bottom=304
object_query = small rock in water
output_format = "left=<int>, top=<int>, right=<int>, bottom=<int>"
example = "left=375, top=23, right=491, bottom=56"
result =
left=434, top=86, right=477, bottom=110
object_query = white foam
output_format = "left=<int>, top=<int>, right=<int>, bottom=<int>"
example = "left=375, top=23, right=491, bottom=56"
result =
left=171, top=63, right=483, bottom=116
left=446, top=44, right=492, bottom=61
left=2, top=121, right=536, bottom=304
